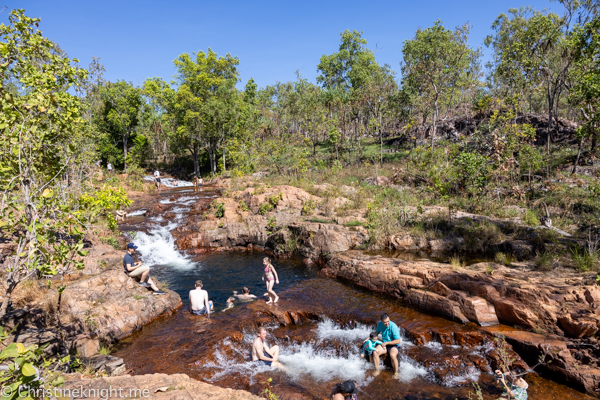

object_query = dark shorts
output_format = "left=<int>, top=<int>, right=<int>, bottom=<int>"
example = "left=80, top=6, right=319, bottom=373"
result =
left=191, top=307, right=207, bottom=315
left=256, top=351, right=272, bottom=367
left=155, top=177, right=161, bottom=183
left=386, top=344, right=399, bottom=354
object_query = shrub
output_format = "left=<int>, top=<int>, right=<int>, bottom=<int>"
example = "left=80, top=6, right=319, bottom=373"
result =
left=301, top=199, right=317, bottom=215
left=524, top=210, right=539, bottom=226
left=570, top=248, right=597, bottom=272
left=494, top=252, right=513, bottom=266
left=535, top=252, right=559, bottom=271
left=239, top=200, right=249, bottom=212
left=267, top=216, right=277, bottom=231
left=212, top=201, right=225, bottom=218
left=259, top=202, right=274, bottom=215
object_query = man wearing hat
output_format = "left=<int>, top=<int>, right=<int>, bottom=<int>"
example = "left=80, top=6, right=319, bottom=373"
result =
left=123, top=243, right=166, bottom=295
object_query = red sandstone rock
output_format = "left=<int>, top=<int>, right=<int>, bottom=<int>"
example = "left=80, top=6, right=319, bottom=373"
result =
left=405, top=289, right=469, bottom=324
left=558, top=314, right=599, bottom=338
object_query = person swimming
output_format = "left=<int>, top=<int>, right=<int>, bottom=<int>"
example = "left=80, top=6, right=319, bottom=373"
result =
left=234, top=287, right=257, bottom=302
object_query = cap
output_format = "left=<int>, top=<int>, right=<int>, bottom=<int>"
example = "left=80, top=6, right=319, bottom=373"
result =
left=126, top=243, right=138, bottom=250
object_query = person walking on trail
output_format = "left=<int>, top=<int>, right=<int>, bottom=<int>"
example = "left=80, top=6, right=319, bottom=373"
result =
left=252, top=327, right=284, bottom=369
left=189, top=280, right=214, bottom=317
left=153, top=170, right=161, bottom=191
left=123, top=243, right=166, bottom=295
left=262, top=257, right=279, bottom=304
left=371, top=312, right=402, bottom=376
left=107, top=162, right=113, bottom=174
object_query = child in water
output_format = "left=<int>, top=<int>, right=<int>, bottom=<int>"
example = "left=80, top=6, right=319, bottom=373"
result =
left=361, top=332, right=382, bottom=362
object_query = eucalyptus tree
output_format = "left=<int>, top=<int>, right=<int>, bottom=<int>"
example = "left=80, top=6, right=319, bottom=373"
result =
left=173, top=49, right=240, bottom=174
left=0, top=10, right=129, bottom=317
left=317, top=30, right=383, bottom=159
left=96, top=80, right=143, bottom=169
left=568, top=14, right=600, bottom=167
left=486, top=7, right=580, bottom=154
left=401, top=20, right=480, bottom=148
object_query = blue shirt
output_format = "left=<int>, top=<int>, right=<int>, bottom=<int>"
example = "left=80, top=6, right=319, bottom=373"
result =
left=363, top=338, right=383, bottom=353
left=123, top=253, right=134, bottom=273
left=376, top=320, right=401, bottom=343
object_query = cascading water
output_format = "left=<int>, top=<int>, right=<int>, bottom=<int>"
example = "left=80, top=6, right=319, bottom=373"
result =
left=115, top=186, right=594, bottom=400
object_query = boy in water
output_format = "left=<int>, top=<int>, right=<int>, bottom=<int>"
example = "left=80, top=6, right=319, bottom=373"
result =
left=189, top=280, right=214, bottom=317
left=361, top=331, right=383, bottom=362
left=234, top=287, right=257, bottom=301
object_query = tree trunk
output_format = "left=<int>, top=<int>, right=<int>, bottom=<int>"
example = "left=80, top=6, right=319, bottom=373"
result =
left=123, top=131, right=128, bottom=170
left=221, top=129, right=226, bottom=171
left=572, top=135, right=585, bottom=175
left=0, top=279, right=17, bottom=318
left=431, top=98, right=439, bottom=149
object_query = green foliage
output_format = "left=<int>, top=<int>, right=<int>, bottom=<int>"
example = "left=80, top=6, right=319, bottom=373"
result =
left=301, top=199, right=317, bottom=215
left=453, top=151, right=490, bottom=193
left=79, top=186, right=132, bottom=232
left=344, top=220, right=365, bottom=227
left=570, top=248, right=598, bottom=272
left=258, top=202, right=274, bottom=215
left=494, top=252, right=514, bottom=266
left=524, top=209, right=540, bottom=226
left=261, top=377, right=278, bottom=400
left=101, top=236, right=121, bottom=250
left=267, top=216, right=277, bottom=232
left=535, top=251, right=559, bottom=271
left=269, top=192, right=283, bottom=207
left=212, top=201, right=226, bottom=218
left=0, top=326, right=68, bottom=399
left=98, top=345, right=112, bottom=356
left=239, top=200, right=249, bottom=212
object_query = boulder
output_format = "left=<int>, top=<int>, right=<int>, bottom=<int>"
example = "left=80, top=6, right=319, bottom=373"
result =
left=405, top=289, right=469, bottom=324
left=558, top=314, right=599, bottom=338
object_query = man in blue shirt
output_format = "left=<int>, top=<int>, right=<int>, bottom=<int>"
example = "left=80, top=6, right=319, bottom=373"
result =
left=373, top=313, right=402, bottom=376
left=123, top=243, right=165, bottom=295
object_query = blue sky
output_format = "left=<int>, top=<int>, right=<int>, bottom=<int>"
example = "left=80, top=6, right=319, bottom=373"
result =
left=3, top=0, right=558, bottom=89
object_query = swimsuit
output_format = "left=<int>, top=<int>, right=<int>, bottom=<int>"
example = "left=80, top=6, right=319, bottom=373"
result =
left=191, top=306, right=208, bottom=315
left=256, top=350, right=272, bottom=367
left=265, top=266, right=274, bottom=281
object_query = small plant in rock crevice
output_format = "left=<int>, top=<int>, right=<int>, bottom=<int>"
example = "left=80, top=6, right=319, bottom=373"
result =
left=239, top=200, right=249, bottom=212
left=212, top=201, right=226, bottom=218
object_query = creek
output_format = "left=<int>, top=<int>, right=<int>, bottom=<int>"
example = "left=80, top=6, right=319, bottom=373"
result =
left=113, top=185, right=594, bottom=400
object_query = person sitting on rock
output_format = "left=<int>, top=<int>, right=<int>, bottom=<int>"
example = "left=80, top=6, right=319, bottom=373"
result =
left=495, top=369, right=528, bottom=400
left=234, top=287, right=257, bottom=302
left=252, top=327, right=284, bottom=369
left=123, top=243, right=166, bottom=295
left=330, top=380, right=358, bottom=400
left=370, top=312, right=401, bottom=376
left=189, top=280, right=214, bottom=317
left=361, top=331, right=382, bottom=362
left=115, top=209, right=126, bottom=221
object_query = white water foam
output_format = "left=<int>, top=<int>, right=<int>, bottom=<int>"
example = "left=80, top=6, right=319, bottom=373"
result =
left=316, top=318, right=372, bottom=342
left=443, top=367, right=481, bottom=387
left=127, top=209, right=147, bottom=217
left=397, top=354, right=429, bottom=382
left=134, top=224, right=194, bottom=269
left=144, top=176, right=194, bottom=188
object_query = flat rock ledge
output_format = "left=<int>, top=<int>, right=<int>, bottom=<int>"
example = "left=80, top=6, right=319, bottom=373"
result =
left=62, top=373, right=260, bottom=400
left=62, top=269, right=182, bottom=343
left=322, top=250, right=600, bottom=394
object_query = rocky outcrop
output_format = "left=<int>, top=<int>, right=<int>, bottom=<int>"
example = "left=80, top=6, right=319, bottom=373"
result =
left=62, top=269, right=182, bottom=341
left=322, top=250, right=600, bottom=394
left=174, top=185, right=369, bottom=257
left=63, top=373, right=261, bottom=399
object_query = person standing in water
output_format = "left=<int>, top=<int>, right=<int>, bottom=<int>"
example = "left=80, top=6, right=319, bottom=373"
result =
left=262, top=257, right=279, bottom=304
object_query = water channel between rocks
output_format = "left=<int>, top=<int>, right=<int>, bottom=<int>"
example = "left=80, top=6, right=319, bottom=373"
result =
left=113, top=185, right=594, bottom=400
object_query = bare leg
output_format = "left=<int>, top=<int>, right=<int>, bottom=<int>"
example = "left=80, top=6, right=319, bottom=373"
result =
left=269, top=345, right=280, bottom=361
left=372, top=345, right=385, bottom=374
left=209, top=300, right=214, bottom=311
left=147, top=277, right=159, bottom=292
left=389, top=346, right=399, bottom=377
left=267, top=280, right=278, bottom=303
left=266, top=280, right=274, bottom=303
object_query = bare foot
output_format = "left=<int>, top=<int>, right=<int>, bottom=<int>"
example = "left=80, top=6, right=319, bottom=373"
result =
left=263, top=293, right=269, bottom=297
left=266, top=300, right=273, bottom=304
left=393, top=372, right=400, bottom=379
left=372, top=370, right=381, bottom=377
left=274, top=297, right=279, bottom=303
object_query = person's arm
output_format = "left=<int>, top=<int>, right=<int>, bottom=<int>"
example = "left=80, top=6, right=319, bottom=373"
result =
left=204, top=292, right=211, bottom=318
left=254, top=341, right=273, bottom=361
left=271, top=266, right=279, bottom=284
left=262, top=344, right=274, bottom=360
